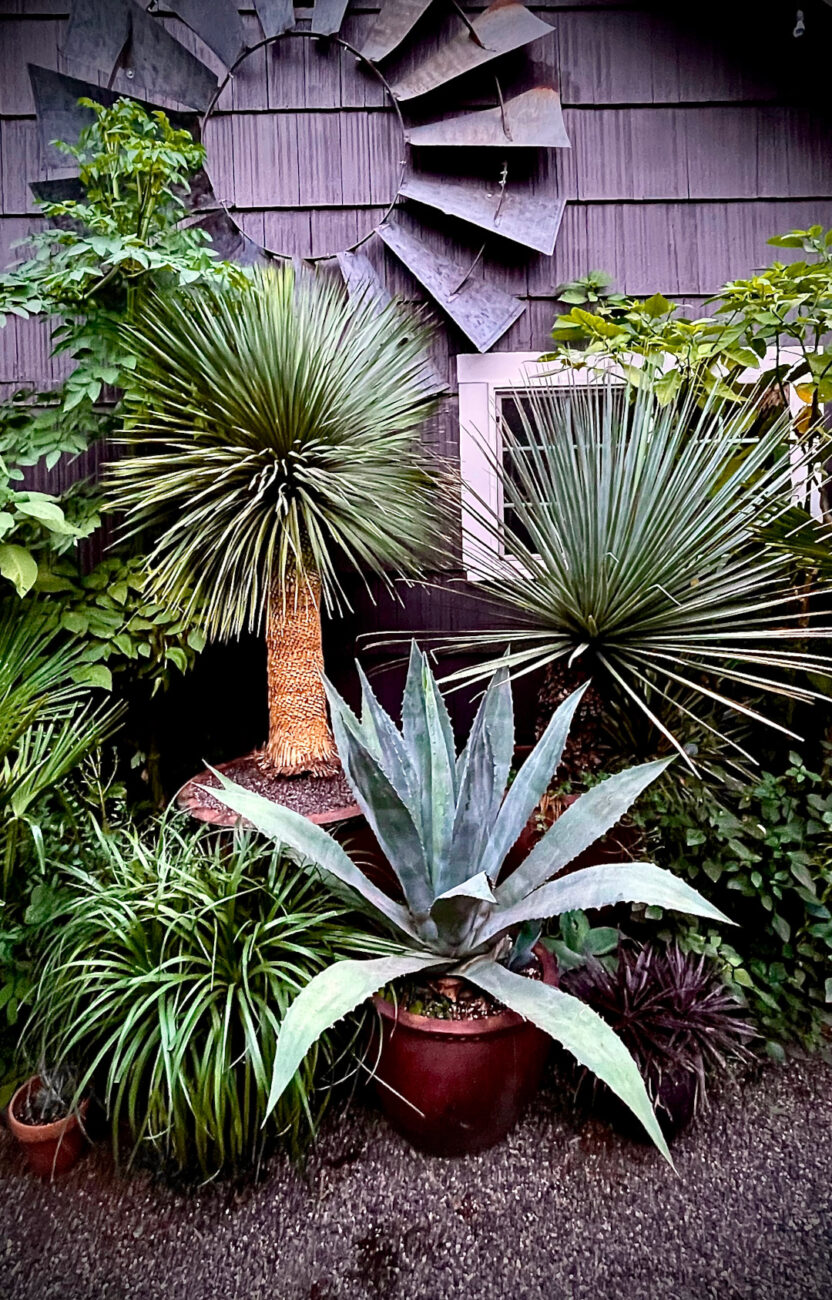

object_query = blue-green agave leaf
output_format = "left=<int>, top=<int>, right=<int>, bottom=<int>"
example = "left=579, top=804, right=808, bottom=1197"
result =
left=464, top=958, right=673, bottom=1165
left=265, top=951, right=443, bottom=1117
left=483, top=860, right=733, bottom=943
left=423, top=666, right=457, bottom=891
left=497, top=757, right=672, bottom=905
left=355, top=666, right=420, bottom=820
left=430, top=871, right=497, bottom=953
left=196, top=775, right=420, bottom=939
left=328, top=714, right=434, bottom=922
left=481, top=682, right=589, bottom=886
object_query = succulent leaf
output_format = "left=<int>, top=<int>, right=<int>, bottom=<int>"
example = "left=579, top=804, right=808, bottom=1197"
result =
left=483, top=860, right=732, bottom=944
left=444, top=718, right=499, bottom=896
left=481, top=682, right=589, bottom=885
left=265, top=951, right=443, bottom=1116
left=355, top=665, right=420, bottom=819
left=195, top=775, right=420, bottom=939
left=464, top=957, right=673, bottom=1164
left=430, top=871, right=497, bottom=952
left=497, top=755, right=671, bottom=906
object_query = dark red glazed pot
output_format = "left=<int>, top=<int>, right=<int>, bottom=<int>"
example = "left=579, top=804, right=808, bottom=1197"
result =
left=371, top=943, right=557, bottom=1156
left=7, top=1077, right=89, bottom=1178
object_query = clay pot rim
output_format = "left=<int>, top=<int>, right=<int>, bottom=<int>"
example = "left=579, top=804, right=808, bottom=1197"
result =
left=7, top=1077, right=89, bottom=1145
left=372, top=943, right=557, bottom=1039
left=175, top=756, right=363, bottom=828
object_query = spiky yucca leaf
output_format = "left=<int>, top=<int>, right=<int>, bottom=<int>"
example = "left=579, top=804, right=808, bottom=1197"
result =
left=108, top=265, right=442, bottom=639
left=440, top=371, right=832, bottom=761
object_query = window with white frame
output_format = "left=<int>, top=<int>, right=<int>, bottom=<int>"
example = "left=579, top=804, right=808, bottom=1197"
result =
left=457, top=349, right=822, bottom=580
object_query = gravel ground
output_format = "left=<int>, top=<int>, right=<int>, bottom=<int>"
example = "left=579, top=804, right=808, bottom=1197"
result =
left=1, top=1059, right=830, bottom=1300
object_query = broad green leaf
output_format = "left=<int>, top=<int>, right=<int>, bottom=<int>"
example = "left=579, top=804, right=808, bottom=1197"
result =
left=266, top=951, right=442, bottom=1116
left=199, top=774, right=421, bottom=941
left=482, top=683, right=589, bottom=886
left=498, top=758, right=671, bottom=905
left=483, top=860, right=732, bottom=943
left=464, top=958, right=672, bottom=1164
left=72, top=663, right=113, bottom=691
left=15, top=496, right=76, bottom=534
left=0, top=544, right=38, bottom=596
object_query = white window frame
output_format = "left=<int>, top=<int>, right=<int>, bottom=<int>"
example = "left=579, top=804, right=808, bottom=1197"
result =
left=457, top=348, right=820, bottom=581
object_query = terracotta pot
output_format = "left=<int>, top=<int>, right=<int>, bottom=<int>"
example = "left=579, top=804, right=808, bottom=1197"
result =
left=7, top=1077, right=89, bottom=1178
left=370, top=944, right=558, bottom=1156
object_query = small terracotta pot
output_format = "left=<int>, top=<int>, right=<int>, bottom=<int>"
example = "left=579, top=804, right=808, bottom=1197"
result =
left=370, top=944, right=558, bottom=1157
left=7, top=1077, right=89, bottom=1178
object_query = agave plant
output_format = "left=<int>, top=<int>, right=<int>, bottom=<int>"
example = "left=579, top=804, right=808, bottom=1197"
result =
left=439, top=371, right=832, bottom=763
left=108, top=265, right=441, bottom=777
left=208, top=643, right=733, bottom=1161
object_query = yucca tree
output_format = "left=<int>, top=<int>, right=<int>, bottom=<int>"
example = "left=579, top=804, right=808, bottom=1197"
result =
left=442, top=371, right=832, bottom=764
left=108, top=266, right=440, bottom=776
left=207, top=645, right=733, bottom=1163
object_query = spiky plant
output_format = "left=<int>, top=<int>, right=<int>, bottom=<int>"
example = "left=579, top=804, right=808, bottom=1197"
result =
left=208, top=643, right=733, bottom=1163
left=108, top=266, right=441, bottom=777
left=26, top=819, right=388, bottom=1178
left=440, top=371, right=832, bottom=765
left=562, top=942, right=757, bottom=1117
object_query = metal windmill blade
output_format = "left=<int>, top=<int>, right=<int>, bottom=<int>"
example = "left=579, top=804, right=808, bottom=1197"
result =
left=377, top=220, right=525, bottom=352
left=165, top=0, right=248, bottom=71
left=310, top=1, right=351, bottom=37
left=361, top=0, right=435, bottom=63
left=390, top=2, right=553, bottom=102
left=337, top=250, right=448, bottom=396
left=406, top=88, right=571, bottom=149
left=400, top=175, right=566, bottom=256
left=62, top=0, right=219, bottom=112
left=253, top=0, right=296, bottom=39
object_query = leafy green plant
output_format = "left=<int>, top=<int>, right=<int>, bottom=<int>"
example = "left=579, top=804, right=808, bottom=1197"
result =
left=108, top=265, right=442, bottom=776
left=26, top=819, right=384, bottom=1178
left=439, top=371, right=830, bottom=761
left=544, top=910, right=619, bottom=973
left=547, top=224, right=832, bottom=417
left=632, top=751, right=832, bottom=1054
left=562, top=942, right=756, bottom=1120
left=208, top=643, right=732, bottom=1162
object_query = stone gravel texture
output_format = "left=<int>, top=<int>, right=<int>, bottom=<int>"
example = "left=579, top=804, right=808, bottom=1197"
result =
left=0, top=1059, right=830, bottom=1300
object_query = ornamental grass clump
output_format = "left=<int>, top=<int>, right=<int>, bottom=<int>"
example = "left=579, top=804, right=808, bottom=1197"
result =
left=26, top=820, right=385, bottom=1178
left=209, top=643, right=734, bottom=1162
left=108, top=265, right=441, bottom=778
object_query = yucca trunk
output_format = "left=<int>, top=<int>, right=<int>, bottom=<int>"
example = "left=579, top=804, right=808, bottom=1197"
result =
left=262, top=571, right=339, bottom=777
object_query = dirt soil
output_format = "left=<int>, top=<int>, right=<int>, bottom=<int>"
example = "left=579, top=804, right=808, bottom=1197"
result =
left=1, top=1058, right=831, bottom=1300
left=185, top=755, right=356, bottom=819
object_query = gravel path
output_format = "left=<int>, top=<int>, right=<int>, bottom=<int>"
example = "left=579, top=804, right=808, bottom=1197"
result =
left=1, top=1059, right=830, bottom=1300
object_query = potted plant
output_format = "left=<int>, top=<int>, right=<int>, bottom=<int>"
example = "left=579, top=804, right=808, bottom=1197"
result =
left=207, top=643, right=731, bottom=1160
left=562, top=941, right=757, bottom=1140
left=108, top=265, right=441, bottom=824
left=6, top=1063, right=88, bottom=1177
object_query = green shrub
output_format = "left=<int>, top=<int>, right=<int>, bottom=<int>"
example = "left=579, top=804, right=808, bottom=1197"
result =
left=26, top=820, right=383, bottom=1178
left=632, top=751, right=832, bottom=1055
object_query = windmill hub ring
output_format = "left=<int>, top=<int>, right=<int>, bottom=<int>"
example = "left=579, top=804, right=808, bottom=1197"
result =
left=200, top=32, right=407, bottom=264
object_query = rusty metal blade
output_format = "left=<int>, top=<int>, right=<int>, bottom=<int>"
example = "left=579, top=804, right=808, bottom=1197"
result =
left=124, top=1, right=219, bottom=111
left=253, top=0, right=295, bottom=39
left=310, top=0, right=349, bottom=36
left=61, top=0, right=131, bottom=75
left=400, top=175, right=565, bottom=255
left=377, top=220, right=525, bottom=352
left=337, top=250, right=447, bottom=395
left=28, top=65, right=199, bottom=169
left=361, top=0, right=434, bottom=63
left=406, top=87, right=571, bottom=149
left=390, top=2, right=553, bottom=102
left=166, top=0, right=247, bottom=70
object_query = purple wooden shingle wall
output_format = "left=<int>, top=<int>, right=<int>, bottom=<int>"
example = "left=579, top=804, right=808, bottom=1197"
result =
left=3, top=0, right=832, bottom=716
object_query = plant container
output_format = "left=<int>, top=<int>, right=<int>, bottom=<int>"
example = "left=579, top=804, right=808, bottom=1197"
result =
left=370, top=943, right=557, bottom=1156
left=7, top=1077, right=89, bottom=1178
